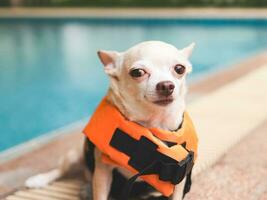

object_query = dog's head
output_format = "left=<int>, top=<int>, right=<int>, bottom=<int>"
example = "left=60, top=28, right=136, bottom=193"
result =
left=98, top=41, right=194, bottom=126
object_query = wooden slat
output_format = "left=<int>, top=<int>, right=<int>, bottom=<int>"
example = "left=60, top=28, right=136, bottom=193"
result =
left=44, top=185, right=80, bottom=195
left=6, top=196, right=32, bottom=200
left=5, top=180, right=84, bottom=200
left=15, top=191, right=62, bottom=200
left=31, top=189, right=79, bottom=200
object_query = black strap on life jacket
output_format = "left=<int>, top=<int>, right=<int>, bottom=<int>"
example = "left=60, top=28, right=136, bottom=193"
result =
left=109, top=128, right=194, bottom=200
left=183, top=168, right=193, bottom=199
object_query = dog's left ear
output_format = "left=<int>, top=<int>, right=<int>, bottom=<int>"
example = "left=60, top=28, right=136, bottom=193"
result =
left=180, top=42, right=195, bottom=58
left=97, top=50, right=120, bottom=76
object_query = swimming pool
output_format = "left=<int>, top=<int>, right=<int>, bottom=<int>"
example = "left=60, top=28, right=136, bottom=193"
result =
left=0, top=18, right=267, bottom=152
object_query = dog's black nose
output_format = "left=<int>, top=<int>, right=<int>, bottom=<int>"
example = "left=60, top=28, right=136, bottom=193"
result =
left=156, top=81, right=175, bottom=96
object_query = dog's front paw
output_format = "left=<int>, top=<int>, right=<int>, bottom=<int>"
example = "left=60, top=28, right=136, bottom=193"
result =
left=25, top=174, right=52, bottom=188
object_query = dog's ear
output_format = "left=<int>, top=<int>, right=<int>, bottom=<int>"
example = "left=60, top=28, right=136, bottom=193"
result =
left=97, top=50, right=120, bottom=76
left=180, top=42, right=195, bottom=58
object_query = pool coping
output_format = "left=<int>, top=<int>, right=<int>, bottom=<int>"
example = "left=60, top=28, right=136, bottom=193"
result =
left=0, top=8, right=267, bottom=19
left=0, top=119, right=87, bottom=164
left=1, top=50, right=267, bottom=197
left=188, top=51, right=267, bottom=98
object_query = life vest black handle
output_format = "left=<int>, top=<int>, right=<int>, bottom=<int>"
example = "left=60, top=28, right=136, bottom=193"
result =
left=157, top=151, right=194, bottom=185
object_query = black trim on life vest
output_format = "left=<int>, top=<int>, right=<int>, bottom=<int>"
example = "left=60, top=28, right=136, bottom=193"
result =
left=182, top=167, right=193, bottom=199
left=110, top=128, right=194, bottom=200
left=181, top=142, right=187, bottom=149
left=164, top=141, right=177, bottom=147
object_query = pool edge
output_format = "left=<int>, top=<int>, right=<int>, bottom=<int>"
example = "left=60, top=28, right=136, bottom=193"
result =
left=0, top=119, right=87, bottom=164
left=0, top=8, right=267, bottom=20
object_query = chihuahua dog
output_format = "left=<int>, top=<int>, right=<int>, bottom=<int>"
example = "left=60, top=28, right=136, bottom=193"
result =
left=26, top=41, right=195, bottom=200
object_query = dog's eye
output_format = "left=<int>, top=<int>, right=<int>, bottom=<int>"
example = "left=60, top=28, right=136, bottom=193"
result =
left=174, top=64, right=186, bottom=75
left=129, top=68, right=146, bottom=78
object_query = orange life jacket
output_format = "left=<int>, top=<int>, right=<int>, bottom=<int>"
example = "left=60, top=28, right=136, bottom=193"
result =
left=83, top=98, right=198, bottom=197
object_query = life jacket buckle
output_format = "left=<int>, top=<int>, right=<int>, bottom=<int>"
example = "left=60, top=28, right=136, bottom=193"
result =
left=157, top=150, right=194, bottom=185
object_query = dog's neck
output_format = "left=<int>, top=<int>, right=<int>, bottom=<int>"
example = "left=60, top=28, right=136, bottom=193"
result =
left=106, top=89, right=186, bottom=131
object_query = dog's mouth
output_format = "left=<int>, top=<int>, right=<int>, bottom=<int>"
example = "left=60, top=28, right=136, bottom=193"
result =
left=153, top=97, right=174, bottom=106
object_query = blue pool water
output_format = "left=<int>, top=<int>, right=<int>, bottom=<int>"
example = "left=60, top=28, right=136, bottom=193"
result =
left=0, top=18, right=267, bottom=152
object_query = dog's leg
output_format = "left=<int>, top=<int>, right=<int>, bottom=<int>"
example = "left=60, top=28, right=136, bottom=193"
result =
left=93, top=149, right=113, bottom=200
left=171, top=179, right=185, bottom=200
left=25, top=149, right=81, bottom=188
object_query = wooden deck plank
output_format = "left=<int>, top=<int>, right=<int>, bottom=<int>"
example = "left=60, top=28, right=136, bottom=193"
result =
left=44, top=185, right=80, bottom=195
left=6, top=196, right=32, bottom=200
left=31, top=189, right=79, bottom=200
left=15, top=191, right=63, bottom=200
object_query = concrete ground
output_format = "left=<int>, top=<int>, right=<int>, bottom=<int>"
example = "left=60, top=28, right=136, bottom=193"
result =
left=186, top=119, right=267, bottom=200
left=1, top=51, right=267, bottom=199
